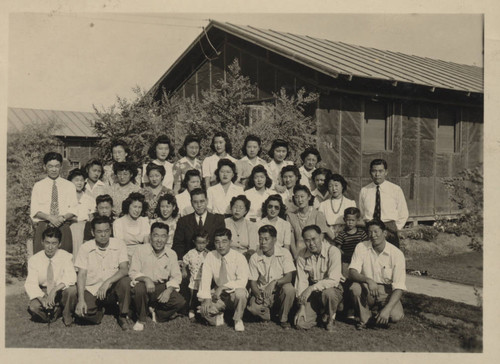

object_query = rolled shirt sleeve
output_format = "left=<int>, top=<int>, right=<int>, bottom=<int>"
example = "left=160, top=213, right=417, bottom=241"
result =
left=312, top=246, right=342, bottom=291
left=128, top=248, right=145, bottom=282
left=248, top=254, right=260, bottom=282
left=348, top=243, right=364, bottom=273
left=390, top=249, right=407, bottom=291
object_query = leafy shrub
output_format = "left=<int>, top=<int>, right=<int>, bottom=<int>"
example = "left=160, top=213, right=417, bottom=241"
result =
left=435, top=164, right=483, bottom=251
left=399, top=225, right=439, bottom=242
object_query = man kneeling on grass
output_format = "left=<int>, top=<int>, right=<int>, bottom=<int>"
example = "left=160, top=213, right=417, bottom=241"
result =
left=129, top=222, right=186, bottom=331
left=294, top=225, right=343, bottom=331
left=25, top=227, right=76, bottom=325
left=247, top=225, right=296, bottom=329
left=65, top=215, right=133, bottom=330
left=198, top=228, right=249, bottom=331
left=349, top=220, right=405, bottom=330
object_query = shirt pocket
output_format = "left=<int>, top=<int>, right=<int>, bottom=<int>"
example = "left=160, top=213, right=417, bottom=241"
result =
left=381, top=266, right=393, bottom=283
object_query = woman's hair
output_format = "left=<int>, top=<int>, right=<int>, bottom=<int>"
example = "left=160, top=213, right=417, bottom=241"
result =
left=215, top=158, right=238, bottom=184
left=292, top=184, right=315, bottom=207
left=300, top=147, right=322, bottom=163
left=110, top=139, right=131, bottom=160
left=178, top=134, right=201, bottom=158
left=121, top=192, right=148, bottom=217
left=148, top=135, right=175, bottom=160
left=241, top=134, right=262, bottom=157
left=261, top=194, right=287, bottom=220
left=268, top=139, right=289, bottom=160
left=245, top=164, right=272, bottom=190
left=312, top=167, right=331, bottom=181
left=67, top=168, right=86, bottom=182
left=154, top=193, right=179, bottom=219
left=84, top=159, right=104, bottom=178
left=229, top=195, right=251, bottom=216
left=113, top=161, right=138, bottom=182
left=280, top=165, right=301, bottom=185
left=325, top=173, right=348, bottom=193
left=210, top=131, right=232, bottom=155
left=146, top=163, right=166, bottom=178
left=180, top=169, right=204, bottom=191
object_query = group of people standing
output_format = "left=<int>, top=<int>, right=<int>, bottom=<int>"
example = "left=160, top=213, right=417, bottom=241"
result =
left=26, top=131, right=409, bottom=333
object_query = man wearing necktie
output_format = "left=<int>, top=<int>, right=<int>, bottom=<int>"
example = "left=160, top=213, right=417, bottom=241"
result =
left=24, top=227, right=76, bottom=325
left=198, top=228, right=249, bottom=331
left=358, top=159, right=409, bottom=248
left=30, top=152, right=77, bottom=254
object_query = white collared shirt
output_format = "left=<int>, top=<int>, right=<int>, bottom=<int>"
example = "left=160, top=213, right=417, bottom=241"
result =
left=249, top=247, right=295, bottom=290
left=74, top=237, right=129, bottom=296
left=295, top=241, right=342, bottom=296
left=359, top=180, right=409, bottom=230
left=129, top=244, right=181, bottom=290
left=349, top=240, right=407, bottom=291
left=194, top=210, right=208, bottom=226
left=113, top=216, right=150, bottom=259
left=207, top=182, right=244, bottom=214
left=30, top=176, right=78, bottom=222
left=197, top=249, right=249, bottom=300
left=75, top=193, right=96, bottom=222
left=176, top=190, right=194, bottom=216
left=265, top=160, right=293, bottom=189
left=244, top=187, right=271, bottom=220
left=84, top=179, right=107, bottom=199
left=299, top=165, right=315, bottom=190
left=236, top=156, right=267, bottom=185
left=24, top=249, right=76, bottom=300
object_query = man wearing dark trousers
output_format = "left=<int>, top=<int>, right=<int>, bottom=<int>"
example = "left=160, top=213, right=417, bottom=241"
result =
left=129, top=222, right=186, bottom=331
left=63, top=215, right=133, bottom=330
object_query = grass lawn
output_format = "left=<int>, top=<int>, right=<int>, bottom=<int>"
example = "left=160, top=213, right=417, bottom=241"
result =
left=401, top=233, right=483, bottom=287
left=5, top=291, right=482, bottom=352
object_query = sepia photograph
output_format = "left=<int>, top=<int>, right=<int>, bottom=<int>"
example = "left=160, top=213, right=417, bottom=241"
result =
left=3, top=5, right=491, bottom=358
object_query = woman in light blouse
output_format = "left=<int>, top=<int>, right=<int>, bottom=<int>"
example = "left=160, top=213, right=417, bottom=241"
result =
left=142, top=135, right=175, bottom=190
left=106, top=161, right=141, bottom=216
left=224, top=195, right=259, bottom=260
left=236, top=134, right=267, bottom=187
left=311, top=168, right=331, bottom=204
left=176, top=169, right=203, bottom=217
left=172, top=135, right=202, bottom=193
left=152, top=194, right=179, bottom=249
left=141, top=163, right=174, bottom=219
left=287, top=184, right=334, bottom=260
left=244, top=165, right=272, bottom=222
left=207, top=158, right=244, bottom=215
left=318, top=173, right=357, bottom=236
left=279, top=165, right=301, bottom=215
left=299, top=147, right=321, bottom=191
left=266, top=139, right=293, bottom=193
left=257, top=194, right=292, bottom=251
left=113, top=192, right=150, bottom=259
left=202, top=131, right=237, bottom=188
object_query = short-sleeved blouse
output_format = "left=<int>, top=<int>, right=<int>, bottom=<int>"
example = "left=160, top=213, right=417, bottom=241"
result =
left=287, top=208, right=330, bottom=254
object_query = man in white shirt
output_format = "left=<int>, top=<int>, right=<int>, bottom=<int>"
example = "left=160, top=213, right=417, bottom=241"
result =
left=129, top=222, right=186, bottom=331
left=31, top=152, right=78, bottom=254
left=247, top=225, right=296, bottom=329
left=65, top=215, right=133, bottom=331
left=198, top=228, right=249, bottom=331
left=25, top=227, right=76, bottom=325
left=349, top=220, right=406, bottom=330
left=294, top=225, right=343, bottom=331
left=358, top=159, right=409, bottom=248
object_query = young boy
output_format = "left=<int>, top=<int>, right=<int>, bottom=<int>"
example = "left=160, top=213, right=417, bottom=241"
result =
left=182, top=231, right=209, bottom=321
left=24, top=227, right=76, bottom=325
left=333, top=207, right=368, bottom=318
left=83, top=194, right=115, bottom=242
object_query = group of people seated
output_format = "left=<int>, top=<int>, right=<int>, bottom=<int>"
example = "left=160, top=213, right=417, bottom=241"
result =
left=26, top=132, right=409, bottom=333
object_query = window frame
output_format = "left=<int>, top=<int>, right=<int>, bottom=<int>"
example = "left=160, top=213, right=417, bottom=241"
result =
left=362, top=99, right=394, bottom=152
left=436, top=106, right=462, bottom=154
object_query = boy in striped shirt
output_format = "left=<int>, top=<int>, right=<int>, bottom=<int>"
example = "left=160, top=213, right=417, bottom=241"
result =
left=333, top=207, right=367, bottom=318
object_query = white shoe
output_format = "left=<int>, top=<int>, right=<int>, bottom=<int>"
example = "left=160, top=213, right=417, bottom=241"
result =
left=234, top=320, right=245, bottom=332
left=215, top=313, right=224, bottom=326
left=133, top=321, right=144, bottom=331
left=188, top=311, right=195, bottom=319
left=149, top=307, right=157, bottom=323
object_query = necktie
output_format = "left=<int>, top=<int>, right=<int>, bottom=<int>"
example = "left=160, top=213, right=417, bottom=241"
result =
left=218, top=256, right=229, bottom=287
left=374, top=185, right=381, bottom=221
left=50, top=180, right=59, bottom=216
left=198, top=215, right=203, bottom=229
left=47, top=259, right=55, bottom=293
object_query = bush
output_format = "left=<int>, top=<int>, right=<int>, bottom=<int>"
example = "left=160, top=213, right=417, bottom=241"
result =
left=435, top=164, right=483, bottom=251
left=7, top=121, right=63, bottom=277
left=399, top=225, right=439, bottom=242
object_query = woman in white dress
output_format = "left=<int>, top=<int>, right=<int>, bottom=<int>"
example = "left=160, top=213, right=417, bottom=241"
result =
left=202, top=131, right=237, bottom=188
left=142, top=135, right=175, bottom=190
left=318, top=173, right=357, bottom=236
left=176, top=169, right=203, bottom=217
left=236, top=134, right=267, bottom=187
left=207, top=158, right=244, bottom=215
left=265, top=139, right=293, bottom=193
left=224, top=195, right=259, bottom=260
left=257, top=194, right=291, bottom=251
left=244, top=165, right=272, bottom=222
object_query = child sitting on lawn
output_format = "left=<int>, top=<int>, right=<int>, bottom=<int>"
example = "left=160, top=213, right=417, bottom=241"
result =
left=333, top=207, right=367, bottom=318
left=182, top=231, right=210, bottom=321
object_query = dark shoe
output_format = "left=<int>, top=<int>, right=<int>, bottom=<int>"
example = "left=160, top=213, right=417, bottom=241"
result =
left=356, top=322, right=367, bottom=330
left=280, top=321, right=291, bottom=330
left=117, top=316, right=133, bottom=331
